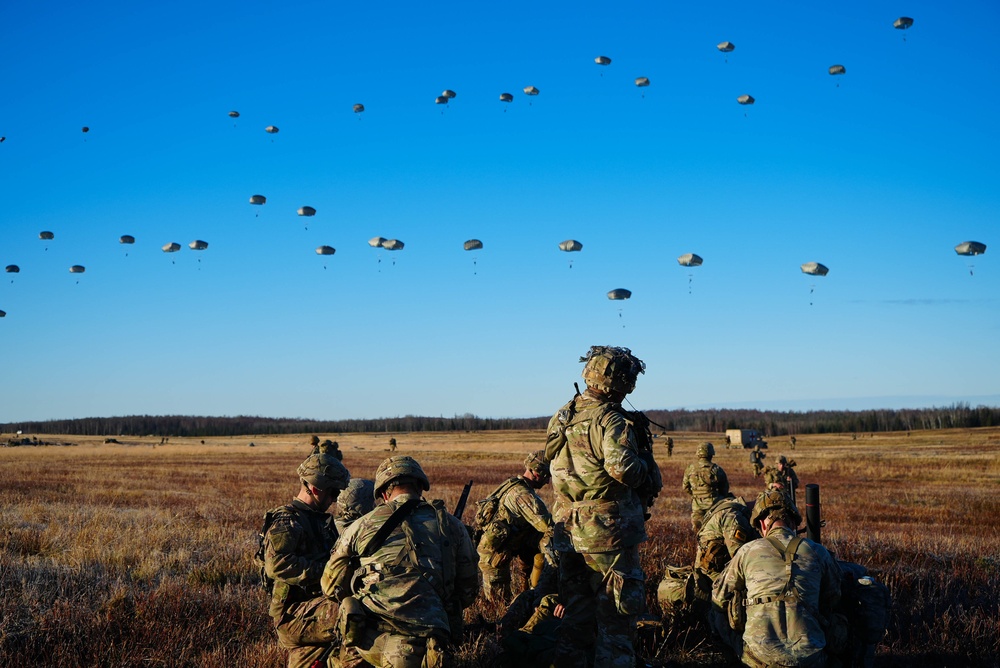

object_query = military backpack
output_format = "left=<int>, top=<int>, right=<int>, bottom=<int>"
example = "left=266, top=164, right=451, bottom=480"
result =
left=472, top=477, right=522, bottom=543
left=253, top=509, right=280, bottom=594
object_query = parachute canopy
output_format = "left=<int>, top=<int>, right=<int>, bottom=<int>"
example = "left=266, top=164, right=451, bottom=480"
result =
left=0, top=310, right=5, bottom=318
left=607, top=288, right=631, bottom=300
left=265, top=125, right=279, bottom=134
left=81, top=126, right=90, bottom=133
left=463, top=239, right=483, bottom=251
left=5, top=265, right=19, bottom=273
left=369, top=236, right=387, bottom=248
left=635, top=77, right=650, bottom=87
left=435, top=96, right=449, bottom=105
left=595, top=55, right=611, bottom=65
left=524, top=86, right=539, bottom=96
left=382, top=239, right=404, bottom=251
left=353, top=103, right=365, bottom=113
left=119, top=235, right=135, bottom=244
left=298, top=206, right=316, bottom=217
left=228, top=111, right=240, bottom=118
left=500, top=92, right=513, bottom=102
left=801, top=262, right=829, bottom=276
left=249, top=194, right=266, bottom=205
left=39, top=231, right=54, bottom=240
left=442, top=89, right=457, bottom=99
left=737, top=94, right=755, bottom=105
left=69, top=265, right=86, bottom=274
left=162, top=242, right=181, bottom=253
left=955, top=241, right=987, bottom=256
left=189, top=240, right=208, bottom=250
left=559, top=239, right=583, bottom=252
left=894, top=17, right=914, bottom=30
left=677, top=253, right=703, bottom=267
left=829, top=64, right=846, bottom=75
left=316, top=245, right=336, bottom=256
left=717, top=41, right=735, bottom=52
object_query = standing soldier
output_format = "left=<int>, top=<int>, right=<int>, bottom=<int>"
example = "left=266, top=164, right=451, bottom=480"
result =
left=711, top=490, right=841, bottom=667
left=322, top=456, right=480, bottom=668
left=667, top=436, right=674, bottom=458
left=750, top=444, right=766, bottom=477
left=545, top=345, right=662, bottom=668
left=261, top=451, right=351, bottom=668
left=389, top=437, right=397, bottom=452
left=790, top=435, right=797, bottom=450
left=765, top=455, right=800, bottom=505
left=683, top=442, right=730, bottom=532
left=476, top=450, right=557, bottom=603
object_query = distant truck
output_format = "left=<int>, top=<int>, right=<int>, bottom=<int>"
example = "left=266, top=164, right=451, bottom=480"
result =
left=725, top=428, right=767, bottom=449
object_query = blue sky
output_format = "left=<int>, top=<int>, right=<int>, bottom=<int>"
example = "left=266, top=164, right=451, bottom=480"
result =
left=1, top=0, right=997, bottom=422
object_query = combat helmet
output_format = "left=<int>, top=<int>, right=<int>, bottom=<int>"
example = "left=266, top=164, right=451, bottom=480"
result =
left=777, top=455, right=788, bottom=465
left=297, top=452, right=350, bottom=492
left=697, top=442, right=715, bottom=459
left=750, top=489, right=802, bottom=527
left=580, top=345, right=646, bottom=395
left=524, top=450, right=550, bottom=478
left=335, top=478, right=376, bottom=531
left=374, top=456, right=430, bottom=497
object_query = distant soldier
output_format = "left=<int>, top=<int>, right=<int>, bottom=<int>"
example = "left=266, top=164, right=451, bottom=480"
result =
left=476, top=450, right=557, bottom=603
left=790, top=435, right=797, bottom=450
left=389, top=437, right=397, bottom=452
left=712, top=490, right=841, bottom=668
left=317, top=439, right=344, bottom=462
left=683, top=442, right=730, bottom=532
left=261, top=451, right=351, bottom=668
left=667, top=436, right=674, bottom=458
left=750, top=444, right=766, bottom=477
left=545, top=345, right=662, bottom=668
left=322, top=456, right=480, bottom=668
left=310, top=434, right=320, bottom=449
left=765, top=455, right=800, bottom=505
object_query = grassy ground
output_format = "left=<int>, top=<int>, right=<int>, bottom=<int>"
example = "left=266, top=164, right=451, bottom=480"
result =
left=1, top=428, right=998, bottom=667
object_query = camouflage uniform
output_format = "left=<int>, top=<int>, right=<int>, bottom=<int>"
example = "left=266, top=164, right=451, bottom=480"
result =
left=695, top=494, right=759, bottom=582
left=264, top=499, right=340, bottom=668
left=749, top=447, right=766, bottom=478
left=546, top=392, right=651, bottom=668
left=334, top=478, right=375, bottom=536
left=322, top=492, right=480, bottom=668
left=683, top=445, right=730, bottom=532
left=764, top=457, right=800, bottom=502
left=477, top=473, right=555, bottom=602
left=712, top=526, right=841, bottom=667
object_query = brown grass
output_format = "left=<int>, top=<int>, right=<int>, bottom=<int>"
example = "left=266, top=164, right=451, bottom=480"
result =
left=1, top=428, right=998, bottom=667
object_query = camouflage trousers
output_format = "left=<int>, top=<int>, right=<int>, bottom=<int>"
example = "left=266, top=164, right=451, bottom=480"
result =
left=551, top=546, right=645, bottom=668
left=352, top=625, right=450, bottom=668
left=274, top=596, right=341, bottom=668
left=478, top=542, right=546, bottom=603
left=752, top=463, right=764, bottom=477
left=690, top=497, right=714, bottom=532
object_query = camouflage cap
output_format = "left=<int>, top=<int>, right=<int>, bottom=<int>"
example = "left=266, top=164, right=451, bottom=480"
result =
left=750, top=489, right=801, bottom=527
left=374, top=456, right=430, bottom=497
left=697, top=442, right=715, bottom=459
left=297, top=452, right=350, bottom=492
left=580, top=345, right=645, bottom=395
left=524, top=450, right=550, bottom=477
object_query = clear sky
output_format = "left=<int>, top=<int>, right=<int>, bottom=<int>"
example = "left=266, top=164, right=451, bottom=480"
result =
left=1, top=0, right=997, bottom=423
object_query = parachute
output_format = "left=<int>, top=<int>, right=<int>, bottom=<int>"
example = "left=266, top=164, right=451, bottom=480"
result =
left=369, top=236, right=387, bottom=248
left=635, top=77, right=650, bottom=87
left=249, top=194, right=266, bottom=205
left=69, top=265, right=86, bottom=273
left=316, top=245, right=336, bottom=255
left=595, top=55, right=611, bottom=65
left=5, top=265, right=18, bottom=273
left=677, top=253, right=703, bottom=267
left=442, top=89, right=457, bottom=99
left=298, top=206, right=316, bottom=216
left=523, top=85, right=539, bottom=101
left=162, top=242, right=181, bottom=253
left=463, top=239, right=483, bottom=251
left=500, top=92, right=513, bottom=103
left=559, top=239, right=583, bottom=268
left=894, top=17, right=914, bottom=30
left=737, top=94, right=755, bottom=105
left=265, top=125, right=279, bottom=134
left=829, top=64, right=846, bottom=75
left=119, top=235, right=135, bottom=244
left=382, top=239, right=404, bottom=251
left=39, top=231, right=54, bottom=240
left=228, top=111, right=240, bottom=118
left=81, top=126, right=90, bottom=133
left=717, top=41, right=735, bottom=53
left=607, top=288, right=631, bottom=300
left=189, top=240, right=209, bottom=250
left=0, top=310, right=5, bottom=318
left=801, top=262, right=829, bottom=276
left=435, top=96, right=449, bottom=105
left=955, top=241, right=987, bottom=256
left=353, top=103, right=365, bottom=113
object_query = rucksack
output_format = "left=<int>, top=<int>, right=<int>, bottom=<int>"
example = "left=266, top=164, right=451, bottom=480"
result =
left=254, top=509, right=280, bottom=594
left=837, top=561, right=892, bottom=645
left=473, top=477, right=521, bottom=538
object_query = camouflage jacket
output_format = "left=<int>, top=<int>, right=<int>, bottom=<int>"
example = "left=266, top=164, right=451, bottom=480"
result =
left=479, top=476, right=554, bottom=557
left=321, top=493, right=480, bottom=639
left=764, top=466, right=799, bottom=492
left=683, top=459, right=730, bottom=501
left=263, top=498, right=338, bottom=620
left=545, top=394, right=649, bottom=553
left=695, top=495, right=760, bottom=580
left=749, top=450, right=765, bottom=466
left=712, top=527, right=841, bottom=667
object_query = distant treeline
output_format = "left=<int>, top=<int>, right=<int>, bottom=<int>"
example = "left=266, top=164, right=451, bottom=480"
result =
left=3, top=403, right=999, bottom=438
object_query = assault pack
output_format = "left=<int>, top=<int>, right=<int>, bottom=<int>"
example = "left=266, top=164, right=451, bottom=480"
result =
left=472, top=477, right=521, bottom=543
left=253, top=508, right=280, bottom=594
left=832, top=561, right=892, bottom=667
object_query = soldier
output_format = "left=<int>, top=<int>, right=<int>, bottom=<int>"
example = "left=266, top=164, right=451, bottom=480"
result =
left=389, top=437, right=397, bottom=452
left=545, top=345, right=662, bottom=668
left=476, top=450, right=557, bottom=603
left=683, top=442, right=730, bottom=532
left=261, top=451, right=350, bottom=668
left=790, top=435, right=797, bottom=450
left=321, top=456, right=480, bottom=668
left=750, top=444, right=766, bottom=477
left=666, top=436, right=674, bottom=458
left=765, top=455, right=799, bottom=504
left=333, top=478, right=375, bottom=535
left=311, top=434, right=320, bottom=449
left=711, top=490, right=841, bottom=668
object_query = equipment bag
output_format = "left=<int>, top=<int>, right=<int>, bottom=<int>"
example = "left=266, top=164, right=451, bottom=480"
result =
left=254, top=509, right=281, bottom=593
left=837, top=561, right=892, bottom=645
left=473, top=478, right=521, bottom=534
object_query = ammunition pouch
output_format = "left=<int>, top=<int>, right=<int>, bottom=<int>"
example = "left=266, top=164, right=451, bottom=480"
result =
left=337, top=596, right=369, bottom=648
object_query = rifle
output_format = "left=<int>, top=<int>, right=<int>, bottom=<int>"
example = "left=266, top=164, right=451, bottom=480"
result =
left=453, top=480, right=473, bottom=521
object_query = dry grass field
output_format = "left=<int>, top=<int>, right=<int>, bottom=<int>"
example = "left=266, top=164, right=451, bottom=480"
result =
left=1, top=427, right=998, bottom=667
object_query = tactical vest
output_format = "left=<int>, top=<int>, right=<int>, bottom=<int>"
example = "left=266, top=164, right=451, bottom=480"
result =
left=688, top=461, right=722, bottom=499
